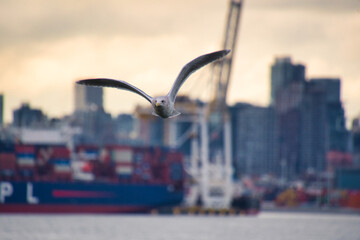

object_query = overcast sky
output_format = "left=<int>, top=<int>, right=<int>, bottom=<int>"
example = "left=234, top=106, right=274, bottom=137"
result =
left=0, top=0, right=359, bottom=125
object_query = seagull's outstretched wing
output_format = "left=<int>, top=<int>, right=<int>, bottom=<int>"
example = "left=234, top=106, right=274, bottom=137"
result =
left=167, top=49, right=230, bottom=102
left=77, top=78, right=153, bottom=103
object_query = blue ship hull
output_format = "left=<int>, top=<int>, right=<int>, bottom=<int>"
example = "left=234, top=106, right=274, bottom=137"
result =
left=0, top=181, right=183, bottom=213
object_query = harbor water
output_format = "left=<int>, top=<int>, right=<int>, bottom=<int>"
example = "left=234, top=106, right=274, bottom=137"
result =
left=1, top=212, right=359, bottom=240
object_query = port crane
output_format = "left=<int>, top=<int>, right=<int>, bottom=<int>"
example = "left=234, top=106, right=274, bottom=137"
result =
left=184, top=0, right=244, bottom=208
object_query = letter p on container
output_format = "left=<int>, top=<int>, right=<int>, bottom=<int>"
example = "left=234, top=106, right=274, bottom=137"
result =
left=0, top=182, right=13, bottom=203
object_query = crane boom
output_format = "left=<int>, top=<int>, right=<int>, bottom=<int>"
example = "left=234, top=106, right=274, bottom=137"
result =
left=211, top=0, right=243, bottom=110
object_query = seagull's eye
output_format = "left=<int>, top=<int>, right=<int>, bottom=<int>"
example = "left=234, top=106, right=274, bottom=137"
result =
left=161, top=100, right=165, bottom=103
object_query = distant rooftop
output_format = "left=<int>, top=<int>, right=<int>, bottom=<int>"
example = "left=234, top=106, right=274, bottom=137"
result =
left=274, top=56, right=292, bottom=64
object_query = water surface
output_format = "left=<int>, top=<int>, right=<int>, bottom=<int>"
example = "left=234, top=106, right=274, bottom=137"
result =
left=1, top=212, right=359, bottom=240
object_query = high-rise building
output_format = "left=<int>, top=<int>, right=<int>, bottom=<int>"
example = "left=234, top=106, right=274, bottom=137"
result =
left=300, top=80, right=328, bottom=173
left=230, top=103, right=277, bottom=177
left=274, top=73, right=305, bottom=178
left=13, top=103, right=47, bottom=127
left=74, top=84, right=103, bottom=112
left=72, top=83, right=117, bottom=145
left=309, top=79, right=348, bottom=152
left=77, top=108, right=115, bottom=145
left=352, top=116, right=360, bottom=167
left=276, top=76, right=350, bottom=175
left=272, top=61, right=351, bottom=177
left=270, top=57, right=305, bottom=105
left=269, top=57, right=335, bottom=178
left=307, top=78, right=351, bottom=170
left=116, top=114, right=136, bottom=141
left=0, top=94, right=3, bottom=126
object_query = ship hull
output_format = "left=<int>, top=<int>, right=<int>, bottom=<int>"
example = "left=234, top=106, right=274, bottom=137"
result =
left=0, top=181, right=183, bottom=213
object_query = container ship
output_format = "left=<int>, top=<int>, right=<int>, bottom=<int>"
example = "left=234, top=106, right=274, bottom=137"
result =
left=0, top=142, right=184, bottom=213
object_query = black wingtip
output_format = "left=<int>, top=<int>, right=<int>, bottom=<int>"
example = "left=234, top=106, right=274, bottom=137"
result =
left=216, top=49, right=231, bottom=59
left=224, top=49, right=231, bottom=55
left=76, top=79, right=93, bottom=85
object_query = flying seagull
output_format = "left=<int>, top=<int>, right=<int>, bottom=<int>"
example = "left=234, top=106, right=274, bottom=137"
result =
left=77, top=49, right=230, bottom=118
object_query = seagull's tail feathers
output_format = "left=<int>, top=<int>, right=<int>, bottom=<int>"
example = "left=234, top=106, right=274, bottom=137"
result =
left=168, top=109, right=181, bottom=118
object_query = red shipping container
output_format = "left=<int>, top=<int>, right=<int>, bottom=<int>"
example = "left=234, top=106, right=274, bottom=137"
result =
left=53, top=172, right=72, bottom=181
left=165, top=151, right=183, bottom=164
left=36, top=146, right=70, bottom=165
left=346, top=191, right=360, bottom=209
left=0, top=153, right=17, bottom=170
left=15, top=145, right=35, bottom=154
left=52, top=146, right=70, bottom=159
left=146, top=147, right=162, bottom=164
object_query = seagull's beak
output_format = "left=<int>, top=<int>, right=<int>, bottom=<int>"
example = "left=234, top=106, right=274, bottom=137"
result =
left=156, top=102, right=160, bottom=107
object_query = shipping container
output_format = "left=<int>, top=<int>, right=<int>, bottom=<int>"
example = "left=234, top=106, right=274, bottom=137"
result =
left=0, top=141, right=15, bottom=153
left=0, top=153, right=16, bottom=178
left=76, top=145, right=99, bottom=161
left=15, top=145, right=36, bottom=180
left=335, top=168, right=360, bottom=190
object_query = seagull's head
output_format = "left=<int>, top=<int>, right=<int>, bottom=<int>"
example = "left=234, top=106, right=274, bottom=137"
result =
left=153, top=96, right=168, bottom=109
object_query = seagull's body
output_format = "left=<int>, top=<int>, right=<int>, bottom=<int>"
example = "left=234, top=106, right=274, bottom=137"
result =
left=151, top=95, right=178, bottom=118
left=77, top=50, right=230, bottom=118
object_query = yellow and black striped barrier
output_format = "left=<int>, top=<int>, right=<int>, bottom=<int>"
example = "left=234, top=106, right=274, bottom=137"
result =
left=151, top=206, right=259, bottom=216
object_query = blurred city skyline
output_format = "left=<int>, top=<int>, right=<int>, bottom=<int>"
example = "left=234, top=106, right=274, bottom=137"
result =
left=0, top=0, right=359, bottom=124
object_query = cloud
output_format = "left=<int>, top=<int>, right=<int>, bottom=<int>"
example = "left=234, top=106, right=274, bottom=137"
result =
left=247, top=0, right=360, bottom=12
left=0, top=0, right=226, bottom=50
left=0, top=0, right=359, bottom=124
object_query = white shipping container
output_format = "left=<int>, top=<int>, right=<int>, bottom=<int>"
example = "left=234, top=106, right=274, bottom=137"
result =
left=17, top=157, right=35, bottom=167
left=115, top=166, right=133, bottom=175
left=112, top=149, right=133, bottom=163
left=54, top=164, right=71, bottom=172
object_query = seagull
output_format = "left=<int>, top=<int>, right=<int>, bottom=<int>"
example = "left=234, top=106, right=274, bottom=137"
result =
left=77, top=49, right=230, bottom=118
